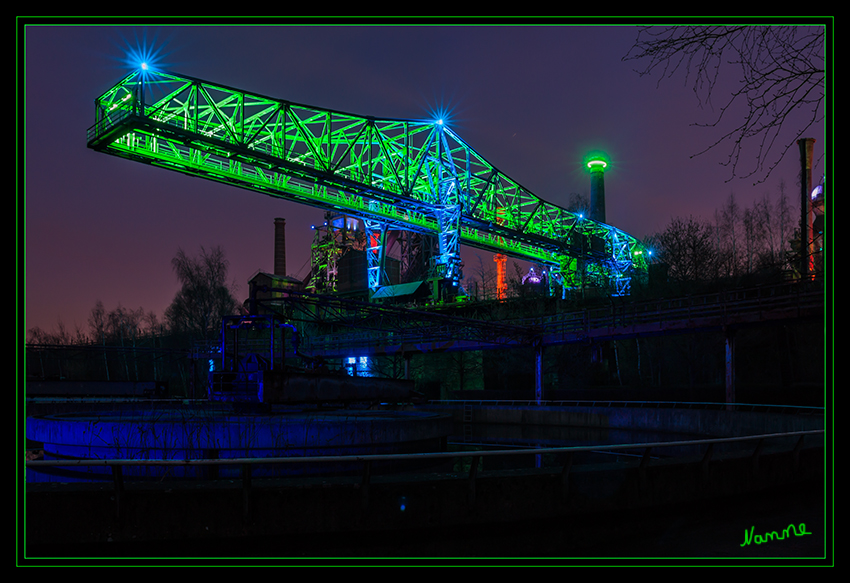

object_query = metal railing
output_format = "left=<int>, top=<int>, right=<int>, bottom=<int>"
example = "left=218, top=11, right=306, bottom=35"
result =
left=299, top=282, right=824, bottom=356
left=427, top=399, right=825, bottom=415
left=26, top=429, right=823, bottom=486
left=86, top=109, right=132, bottom=144
left=517, top=282, right=824, bottom=335
left=25, top=428, right=824, bottom=524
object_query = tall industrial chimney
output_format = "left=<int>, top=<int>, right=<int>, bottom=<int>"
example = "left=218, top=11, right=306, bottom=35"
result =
left=274, top=217, right=287, bottom=277
left=797, top=138, right=815, bottom=280
left=587, top=156, right=607, bottom=224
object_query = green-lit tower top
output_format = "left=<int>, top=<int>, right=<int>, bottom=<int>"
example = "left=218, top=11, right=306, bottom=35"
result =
left=586, top=153, right=608, bottom=224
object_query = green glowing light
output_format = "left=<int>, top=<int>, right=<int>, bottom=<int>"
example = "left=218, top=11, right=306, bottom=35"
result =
left=583, top=151, right=610, bottom=172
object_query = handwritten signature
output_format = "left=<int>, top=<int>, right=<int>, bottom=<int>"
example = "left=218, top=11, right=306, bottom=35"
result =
left=741, top=523, right=812, bottom=547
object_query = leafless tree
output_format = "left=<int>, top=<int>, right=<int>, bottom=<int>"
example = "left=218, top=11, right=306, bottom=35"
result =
left=746, top=191, right=789, bottom=273
left=623, top=25, right=825, bottom=184
left=650, top=215, right=718, bottom=282
left=742, top=205, right=762, bottom=274
left=776, top=179, right=794, bottom=267
left=470, top=254, right=497, bottom=301
left=164, top=246, right=241, bottom=346
left=27, top=317, right=87, bottom=345
left=715, top=192, right=742, bottom=277
left=566, top=192, right=590, bottom=218
left=652, top=180, right=799, bottom=285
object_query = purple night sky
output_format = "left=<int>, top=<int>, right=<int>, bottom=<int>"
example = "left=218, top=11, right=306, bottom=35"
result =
left=22, top=22, right=827, bottom=338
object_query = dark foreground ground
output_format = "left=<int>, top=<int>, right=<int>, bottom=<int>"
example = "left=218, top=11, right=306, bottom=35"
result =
left=23, top=479, right=829, bottom=566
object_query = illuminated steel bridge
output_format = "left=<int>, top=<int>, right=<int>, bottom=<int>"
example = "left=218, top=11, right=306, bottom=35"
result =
left=86, top=68, right=649, bottom=299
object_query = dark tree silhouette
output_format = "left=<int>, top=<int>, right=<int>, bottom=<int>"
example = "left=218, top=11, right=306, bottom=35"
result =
left=649, top=215, right=718, bottom=283
left=164, top=246, right=241, bottom=346
left=623, top=25, right=825, bottom=184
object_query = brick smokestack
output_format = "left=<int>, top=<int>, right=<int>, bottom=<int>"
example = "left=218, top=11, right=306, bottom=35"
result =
left=274, top=217, right=286, bottom=277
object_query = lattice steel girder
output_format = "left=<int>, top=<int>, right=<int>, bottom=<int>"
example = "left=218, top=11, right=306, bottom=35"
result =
left=87, top=69, right=648, bottom=284
left=363, top=217, right=389, bottom=291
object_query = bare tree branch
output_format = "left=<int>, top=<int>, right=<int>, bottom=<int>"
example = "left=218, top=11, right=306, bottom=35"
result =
left=623, top=25, right=825, bottom=184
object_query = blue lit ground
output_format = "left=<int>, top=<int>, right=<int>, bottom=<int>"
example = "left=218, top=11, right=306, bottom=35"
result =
left=25, top=411, right=714, bottom=483
left=24, top=404, right=827, bottom=561
left=25, top=407, right=452, bottom=483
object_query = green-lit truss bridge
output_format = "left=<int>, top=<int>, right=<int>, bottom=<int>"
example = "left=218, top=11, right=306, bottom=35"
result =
left=87, top=68, right=649, bottom=298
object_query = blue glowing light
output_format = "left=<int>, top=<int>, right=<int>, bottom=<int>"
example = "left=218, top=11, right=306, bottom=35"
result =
left=113, top=28, right=173, bottom=74
left=420, top=90, right=464, bottom=132
left=346, top=356, right=373, bottom=377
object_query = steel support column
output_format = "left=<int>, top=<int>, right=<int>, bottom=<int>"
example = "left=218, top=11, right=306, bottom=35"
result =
left=435, top=199, right=462, bottom=288
left=434, top=125, right=463, bottom=290
left=364, top=218, right=389, bottom=292
left=534, top=340, right=544, bottom=405
left=725, top=327, right=736, bottom=410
